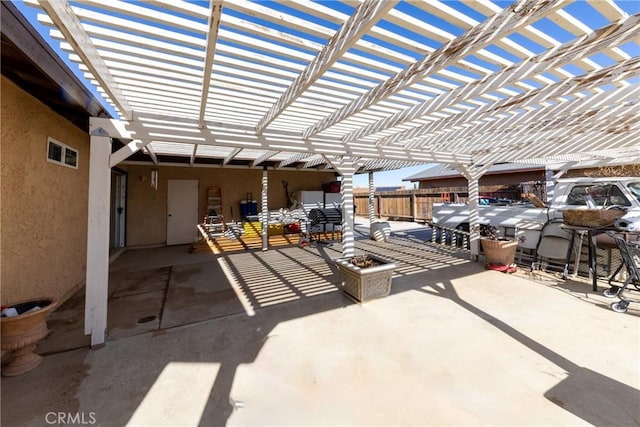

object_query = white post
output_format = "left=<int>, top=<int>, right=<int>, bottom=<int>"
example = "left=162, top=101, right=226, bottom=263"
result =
left=341, top=173, right=356, bottom=257
left=545, top=167, right=554, bottom=205
left=323, top=155, right=358, bottom=257
left=85, top=129, right=112, bottom=347
left=368, top=171, right=375, bottom=226
left=459, top=164, right=493, bottom=261
left=467, top=176, right=481, bottom=259
left=261, top=168, right=268, bottom=251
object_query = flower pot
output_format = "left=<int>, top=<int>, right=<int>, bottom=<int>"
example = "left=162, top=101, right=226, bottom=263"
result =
left=480, top=238, right=519, bottom=266
left=1, top=298, right=57, bottom=376
left=335, top=254, right=396, bottom=303
left=370, top=222, right=391, bottom=242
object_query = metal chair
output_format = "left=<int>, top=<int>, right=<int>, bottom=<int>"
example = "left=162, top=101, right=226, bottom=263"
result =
left=531, top=219, right=576, bottom=278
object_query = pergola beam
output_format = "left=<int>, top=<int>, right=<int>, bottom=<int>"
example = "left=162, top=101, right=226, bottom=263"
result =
left=89, top=117, right=473, bottom=164
left=279, top=152, right=314, bottom=168
left=190, top=144, right=198, bottom=166
left=146, top=145, right=159, bottom=165
left=255, top=0, right=397, bottom=132
left=198, top=0, right=223, bottom=127
left=223, top=148, right=242, bottom=165
left=110, top=139, right=151, bottom=168
left=37, top=0, right=132, bottom=119
left=252, top=151, right=280, bottom=167
left=304, top=0, right=566, bottom=137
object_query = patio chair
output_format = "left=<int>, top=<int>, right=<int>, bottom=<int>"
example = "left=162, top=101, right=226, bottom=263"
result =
left=602, top=232, right=640, bottom=313
left=531, top=219, right=576, bottom=278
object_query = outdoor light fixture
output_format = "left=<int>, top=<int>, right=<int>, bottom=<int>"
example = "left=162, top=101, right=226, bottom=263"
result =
left=151, top=168, right=158, bottom=190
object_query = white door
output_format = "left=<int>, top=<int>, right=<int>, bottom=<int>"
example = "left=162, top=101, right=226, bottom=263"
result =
left=167, top=179, right=199, bottom=245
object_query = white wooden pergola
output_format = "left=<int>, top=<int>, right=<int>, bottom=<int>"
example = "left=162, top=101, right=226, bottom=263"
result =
left=25, top=0, right=639, bottom=345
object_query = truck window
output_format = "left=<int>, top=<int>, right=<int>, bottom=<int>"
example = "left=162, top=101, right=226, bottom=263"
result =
left=628, top=182, right=640, bottom=203
left=566, top=184, right=630, bottom=207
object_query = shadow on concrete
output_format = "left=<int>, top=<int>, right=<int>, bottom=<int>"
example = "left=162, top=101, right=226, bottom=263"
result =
left=412, top=275, right=640, bottom=427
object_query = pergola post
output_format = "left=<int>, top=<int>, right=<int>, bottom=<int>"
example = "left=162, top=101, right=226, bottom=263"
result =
left=368, top=171, right=375, bottom=226
left=340, top=165, right=356, bottom=258
left=458, top=163, right=493, bottom=261
left=85, top=129, right=112, bottom=347
left=261, top=168, right=269, bottom=251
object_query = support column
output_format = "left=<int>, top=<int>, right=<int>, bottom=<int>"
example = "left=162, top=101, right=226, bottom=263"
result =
left=368, top=171, right=375, bottom=226
left=85, top=130, right=112, bottom=347
left=261, top=168, right=268, bottom=251
left=323, top=155, right=359, bottom=257
left=458, top=163, right=493, bottom=261
left=545, top=167, right=554, bottom=204
left=340, top=166, right=356, bottom=257
left=548, top=162, right=576, bottom=204
left=467, top=176, right=481, bottom=259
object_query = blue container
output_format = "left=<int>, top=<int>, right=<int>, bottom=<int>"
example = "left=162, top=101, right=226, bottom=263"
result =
left=240, top=200, right=258, bottom=217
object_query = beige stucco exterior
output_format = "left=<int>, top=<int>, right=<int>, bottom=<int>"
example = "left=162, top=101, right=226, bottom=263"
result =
left=123, top=164, right=337, bottom=246
left=1, top=76, right=89, bottom=305
left=0, top=77, right=338, bottom=303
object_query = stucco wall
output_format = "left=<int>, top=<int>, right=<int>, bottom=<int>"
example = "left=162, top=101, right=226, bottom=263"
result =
left=1, top=76, right=89, bottom=304
left=124, top=165, right=337, bottom=246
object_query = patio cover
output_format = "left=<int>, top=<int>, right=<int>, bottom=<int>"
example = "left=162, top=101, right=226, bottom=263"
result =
left=23, top=0, right=640, bottom=346
left=25, top=0, right=640, bottom=172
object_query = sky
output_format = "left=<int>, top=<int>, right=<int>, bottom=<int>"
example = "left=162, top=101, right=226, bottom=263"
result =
left=13, top=0, right=639, bottom=188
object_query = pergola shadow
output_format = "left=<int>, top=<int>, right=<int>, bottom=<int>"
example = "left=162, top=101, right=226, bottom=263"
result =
left=414, top=277, right=640, bottom=427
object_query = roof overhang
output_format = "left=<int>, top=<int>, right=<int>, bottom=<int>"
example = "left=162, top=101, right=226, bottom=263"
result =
left=1, top=1, right=110, bottom=131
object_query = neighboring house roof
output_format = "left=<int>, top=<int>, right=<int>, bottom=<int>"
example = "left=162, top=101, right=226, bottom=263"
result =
left=404, top=163, right=546, bottom=182
left=1, top=1, right=111, bottom=131
left=375, top=186, right=404, bottom=192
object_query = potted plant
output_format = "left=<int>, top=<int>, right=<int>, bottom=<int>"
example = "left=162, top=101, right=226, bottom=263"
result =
left=1, top=298, right=57, bottom=376
left=335, top=254, right=396, bottom=303
left=473, top=224, right=524, bottom=270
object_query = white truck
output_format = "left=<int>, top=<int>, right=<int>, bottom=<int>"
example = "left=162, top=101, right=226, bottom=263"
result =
left=432, top=177, right=640, bottom=249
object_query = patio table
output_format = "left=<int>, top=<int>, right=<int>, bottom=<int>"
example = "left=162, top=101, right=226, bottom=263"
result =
left=561, top=224, right=622, bottom=292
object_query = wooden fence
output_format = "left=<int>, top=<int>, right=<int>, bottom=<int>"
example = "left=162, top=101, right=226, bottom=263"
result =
left=353, top=189, right=469, bottom=222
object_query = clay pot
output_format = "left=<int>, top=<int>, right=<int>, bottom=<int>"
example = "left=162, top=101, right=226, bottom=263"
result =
left=1, top=298, right=57, bottom=376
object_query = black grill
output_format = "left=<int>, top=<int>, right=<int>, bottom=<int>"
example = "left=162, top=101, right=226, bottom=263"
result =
left=308, top=208, right=342, bottom=227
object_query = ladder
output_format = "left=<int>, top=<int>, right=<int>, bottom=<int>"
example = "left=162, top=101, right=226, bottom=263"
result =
left=206, top=186, right=223, bottom=217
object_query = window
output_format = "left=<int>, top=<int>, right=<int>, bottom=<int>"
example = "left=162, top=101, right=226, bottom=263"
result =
left=47, top=137, right=78, bottom=169
left=628, top=182, right=640, bottom=203
left=566, top=184, right=630, bottom=207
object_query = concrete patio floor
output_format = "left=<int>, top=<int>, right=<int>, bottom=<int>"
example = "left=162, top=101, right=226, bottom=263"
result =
left=2, top=221, right=639, bottom=426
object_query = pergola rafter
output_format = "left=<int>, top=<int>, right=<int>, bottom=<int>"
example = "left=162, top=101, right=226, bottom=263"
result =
left=397, top=58, right=639, bottom=152
left=457, top=86, right=640, bottom=158
left=36, top=0, right=132, bottom=119
left=199, top=0, right=223, bottom=127
left=302, top=0, right=567, bottom=138
left=255, top=0, right=397, bottom=133
left=344, top=14, right=640, bottom=145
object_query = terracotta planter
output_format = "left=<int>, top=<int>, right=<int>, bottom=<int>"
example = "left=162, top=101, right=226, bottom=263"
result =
left=480, top=238, right=519, bottom=266
left=335, top=254, right=396, bottom=303
left=1, top=298, right=57, bottom=376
